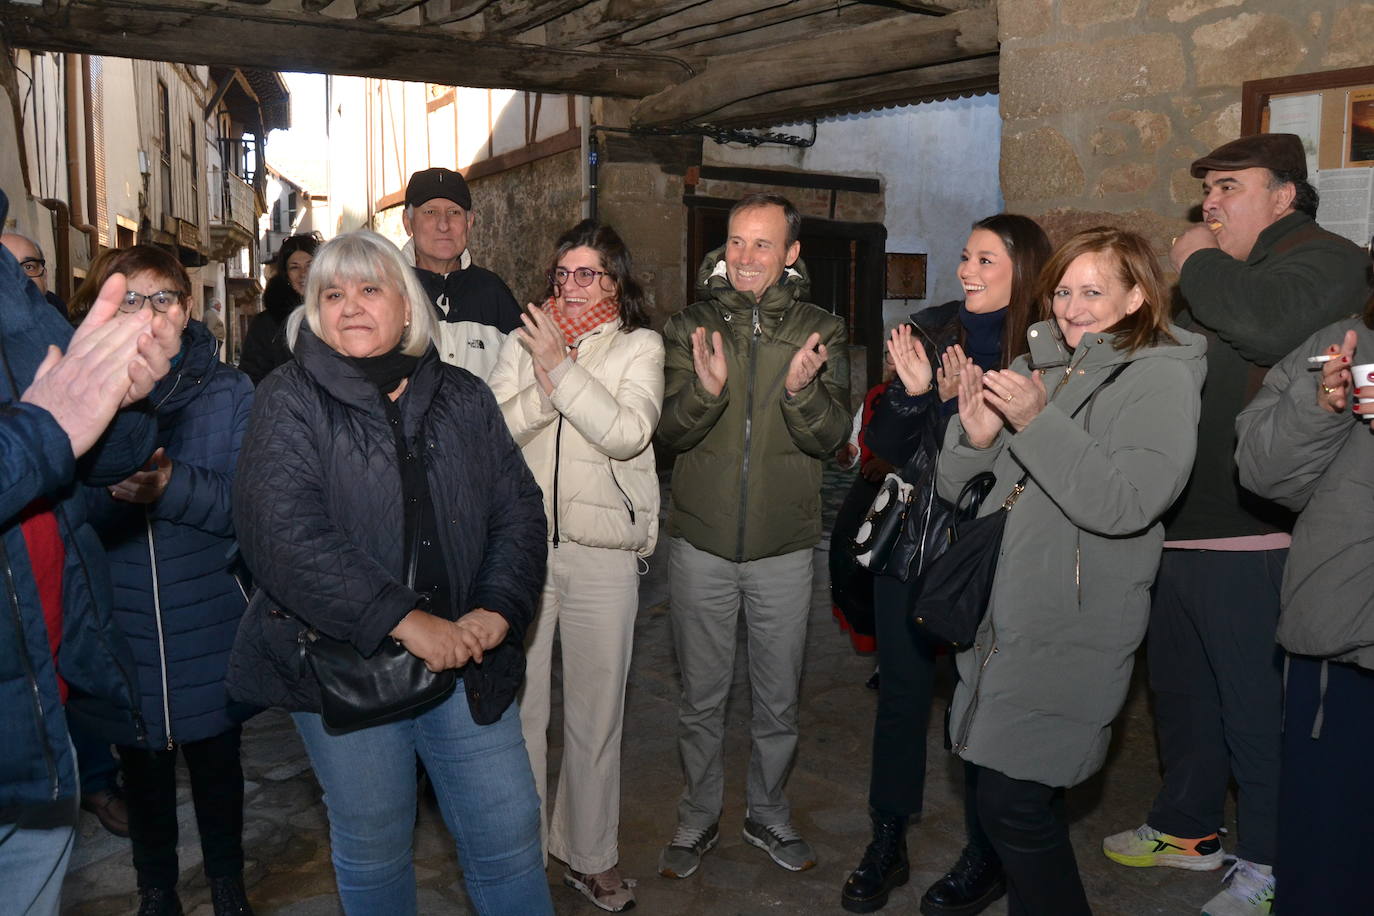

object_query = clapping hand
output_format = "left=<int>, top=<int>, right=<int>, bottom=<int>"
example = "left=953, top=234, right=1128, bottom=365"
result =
left=886, top=324, right=931, bottom=394
left=109, top=447, right=173, bottom=504
left=956, top=361, right=1002, bottom=449
left=981, top=369, right=1047, bottom=432
left=935, top=345, right=967, bottom=402
left=786, top=332, right=828, bottom=396
left=516, top=304, right=567, bottom=395
left=691, top=326, right=728, bottom=396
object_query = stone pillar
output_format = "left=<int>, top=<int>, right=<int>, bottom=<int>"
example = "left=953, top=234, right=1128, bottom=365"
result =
left=997, top=0, right=1374, bottom=253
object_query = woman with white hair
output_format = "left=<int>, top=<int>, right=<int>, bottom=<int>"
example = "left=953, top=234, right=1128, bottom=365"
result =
left=227, top=230, right=552, bottom=915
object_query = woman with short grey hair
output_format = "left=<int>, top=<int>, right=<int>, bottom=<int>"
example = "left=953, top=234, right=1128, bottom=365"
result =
left=228, top=230, right=552, bottom=915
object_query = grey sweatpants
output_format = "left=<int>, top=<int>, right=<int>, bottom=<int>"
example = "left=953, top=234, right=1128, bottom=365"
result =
left=668, top=537, right=813, bottom=828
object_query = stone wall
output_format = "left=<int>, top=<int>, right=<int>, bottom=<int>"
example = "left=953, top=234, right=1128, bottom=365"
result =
left=997, top=0, right=1374, bottom=250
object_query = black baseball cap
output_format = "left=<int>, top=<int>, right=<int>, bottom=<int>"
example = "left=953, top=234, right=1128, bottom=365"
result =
left=405, top=167, right=472, bottom=210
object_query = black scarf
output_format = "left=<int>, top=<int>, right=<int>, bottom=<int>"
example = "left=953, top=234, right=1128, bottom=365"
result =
left=345, top=345, right=419, bottom=395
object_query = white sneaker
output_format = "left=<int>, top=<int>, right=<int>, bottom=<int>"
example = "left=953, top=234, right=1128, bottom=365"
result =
left=1200, top=859, right=1275, bottom=916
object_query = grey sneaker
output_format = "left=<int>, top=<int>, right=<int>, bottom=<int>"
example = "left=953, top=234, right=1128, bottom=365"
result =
left=658, top=822, right=719, bottom=879
left=742, top=817, right=816, bottom=872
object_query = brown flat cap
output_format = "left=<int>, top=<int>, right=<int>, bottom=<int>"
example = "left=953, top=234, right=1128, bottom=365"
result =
left=1191, top=133, right=1306, bottom=179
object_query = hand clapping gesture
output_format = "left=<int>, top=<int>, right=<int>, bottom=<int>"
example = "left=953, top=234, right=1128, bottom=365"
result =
left=786, top=331, right=828, bottom=396
left=956, top=361, right=1001, bottom=449
left=981, top=368, right=1048, bottom=432
left=516, top=304, right=567, bottom=395
left=691, top=326, right=728, bottom=397
left=109, top=447, right=173, bottom=504
left=1318, top=330, right=1357, bottom=415
left=886, top=324, right=931, bottom=394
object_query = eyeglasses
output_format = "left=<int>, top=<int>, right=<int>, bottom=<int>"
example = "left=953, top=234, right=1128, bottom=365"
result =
left=118, top=290, right=183, bottom=313
left=18, top=257, right=45, bottom=278
left=550, top=267, right=608, bottom=288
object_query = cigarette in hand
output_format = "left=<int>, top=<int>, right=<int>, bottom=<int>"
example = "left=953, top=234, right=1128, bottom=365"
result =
left=1307, top=355, right=1337, bottom=364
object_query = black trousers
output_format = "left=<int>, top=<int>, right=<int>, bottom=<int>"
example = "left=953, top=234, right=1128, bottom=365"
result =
left=1276, top=655, right=1374, bottom=913
left=119, top=725, right=245, bottom=890
left=972, top=765, right=1090, bottom=916
left=1145, top=549, right=1284, bottom=865
left=869, top=575, right=993, bottom=856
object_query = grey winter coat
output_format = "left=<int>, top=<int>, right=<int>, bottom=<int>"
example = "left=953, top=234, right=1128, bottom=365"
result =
left=937, top=327, right=1206, bottom=787
left=1235, top=318, right=1374, bottom=671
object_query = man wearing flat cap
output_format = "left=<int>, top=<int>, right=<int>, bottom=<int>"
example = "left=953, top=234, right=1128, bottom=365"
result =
left=1103, top=133, right=1368, bottom=915
left=402, top=166, right=521, bottom=380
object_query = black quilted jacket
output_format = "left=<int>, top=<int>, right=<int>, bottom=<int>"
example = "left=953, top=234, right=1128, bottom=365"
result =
left=225, top=326, right=546, bottom=724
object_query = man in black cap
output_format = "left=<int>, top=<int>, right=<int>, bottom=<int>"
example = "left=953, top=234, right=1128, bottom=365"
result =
left=402, top=167, right=521, bottom=380
left=1102, top=133, right=1368, bottom=916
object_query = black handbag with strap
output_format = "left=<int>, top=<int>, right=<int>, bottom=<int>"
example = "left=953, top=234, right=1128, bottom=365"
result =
left=298, top=438, right=457, bottom=733
left=910, top=362, right=1130, bottom=648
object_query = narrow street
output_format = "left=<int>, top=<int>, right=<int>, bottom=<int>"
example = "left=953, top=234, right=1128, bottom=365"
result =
left=62, top=467, right=1228, bottom=915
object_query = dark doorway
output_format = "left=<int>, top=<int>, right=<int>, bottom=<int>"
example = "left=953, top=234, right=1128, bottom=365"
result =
left=685, top=196, right=887, bottom=386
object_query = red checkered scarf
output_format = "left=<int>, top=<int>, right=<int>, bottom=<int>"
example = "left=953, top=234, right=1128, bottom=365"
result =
left=542, top=296, right=620, bottom=347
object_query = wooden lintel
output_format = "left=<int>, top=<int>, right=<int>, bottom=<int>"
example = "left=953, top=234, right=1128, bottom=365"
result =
left=554, top=0, right=705, bottom=46
left=703, top=55, right=1000, bottom=129
left=631, top=7, right=997, bottom=125
left=858, top=0, right=988, bottom=12
left=0, top=0, right=690, bottom=98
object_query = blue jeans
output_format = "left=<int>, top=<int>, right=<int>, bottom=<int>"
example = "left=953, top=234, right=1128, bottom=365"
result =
left=293, top=682, right=551, bottom=916
left=0, top=739, right=79, bottom=916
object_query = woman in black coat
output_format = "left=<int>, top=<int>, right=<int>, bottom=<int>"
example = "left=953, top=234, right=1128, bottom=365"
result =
left=841, top=214, right=1051, bottom=915
left=238, top=233, right=319, bottom=385
left=227, top=230, right=552, bottom=916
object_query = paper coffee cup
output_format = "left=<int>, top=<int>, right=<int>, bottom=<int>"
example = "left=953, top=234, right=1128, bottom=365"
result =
left=1350, top=363, right=1374, bottom=388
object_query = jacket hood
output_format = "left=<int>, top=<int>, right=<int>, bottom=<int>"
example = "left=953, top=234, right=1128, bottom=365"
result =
left=695, top=244, right=811, bottom=318
left=1067, top=323, right=1207, bottom=376
left=150, top=320, right=222, bottom=414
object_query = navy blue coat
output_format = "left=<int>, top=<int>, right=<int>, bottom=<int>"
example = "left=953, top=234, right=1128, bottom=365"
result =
left=87, top=320, right=256, bottom=749
left=227, top=327, right=546, bottom=725
left=0, top=190, right=155, bottom=825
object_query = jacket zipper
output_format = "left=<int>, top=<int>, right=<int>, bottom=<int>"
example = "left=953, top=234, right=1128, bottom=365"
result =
left=551, top=415, right=565, bottom=547
left=144, top=514, right=174, bottom=750
left=735, top=304, right=762, bottom=560
left=954, top=620, right=999, bottom=753
left=608, top=464, right=636, bottom=525
left=0, top=538, right=60, bottom=800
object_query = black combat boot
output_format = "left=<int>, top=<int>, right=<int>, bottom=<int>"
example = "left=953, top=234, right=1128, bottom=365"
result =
left=919, top=843, right=1006, bottom=916
left=136, top=887, right=184, bottom=916
left=209, top=874, right=256, bottom=916
left=840, top=810, right=909, bottom=913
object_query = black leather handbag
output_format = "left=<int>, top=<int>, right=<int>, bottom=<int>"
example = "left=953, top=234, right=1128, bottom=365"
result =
left=300, top=478, right=457, bottom=733
left=910, top=362, right=1131, bottom=649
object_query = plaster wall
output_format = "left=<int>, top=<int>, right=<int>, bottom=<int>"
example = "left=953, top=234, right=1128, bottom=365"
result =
left=704, top=95, right=1004, bottom=327
left=996, top=0, right=1374, bottom=253
left=99, top=57, right=145, bottom=244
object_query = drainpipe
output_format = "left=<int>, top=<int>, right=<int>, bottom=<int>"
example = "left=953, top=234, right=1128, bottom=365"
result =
left=81, top=57, right=100, bottom=231
left=63, top=54, right=100, bottom=267
left=38, top=198, right=73, bottom=302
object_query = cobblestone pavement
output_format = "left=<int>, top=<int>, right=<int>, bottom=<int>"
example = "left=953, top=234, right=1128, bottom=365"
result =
left=63, top=466, right=1230, bottom=915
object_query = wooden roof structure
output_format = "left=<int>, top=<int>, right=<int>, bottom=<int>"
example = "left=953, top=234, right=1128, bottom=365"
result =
left=0, top=1, right=998, bottom=128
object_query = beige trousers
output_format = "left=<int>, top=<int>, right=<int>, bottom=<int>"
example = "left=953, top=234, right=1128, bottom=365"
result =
left=518, top=541, right=639, bottom=874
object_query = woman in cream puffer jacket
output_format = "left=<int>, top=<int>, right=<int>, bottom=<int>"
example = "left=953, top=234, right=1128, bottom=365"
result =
left=487, top=219, right=663, bottom=912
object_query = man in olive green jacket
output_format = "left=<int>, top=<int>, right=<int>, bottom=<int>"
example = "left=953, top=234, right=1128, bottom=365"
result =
left=655, top=194, right=850, bottom=880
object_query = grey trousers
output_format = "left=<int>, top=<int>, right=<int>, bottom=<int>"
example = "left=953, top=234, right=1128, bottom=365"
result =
left=669, top=537, right=813, bottom=828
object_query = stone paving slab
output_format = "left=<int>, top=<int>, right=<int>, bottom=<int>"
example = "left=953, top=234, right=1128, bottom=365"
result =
left=62, top=468, right=1233, bottom=914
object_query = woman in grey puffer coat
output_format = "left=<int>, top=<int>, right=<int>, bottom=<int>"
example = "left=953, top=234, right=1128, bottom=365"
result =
left=1234, top=297, right=1374, bottom=914
left=937, top=228, right=1205, bottom=915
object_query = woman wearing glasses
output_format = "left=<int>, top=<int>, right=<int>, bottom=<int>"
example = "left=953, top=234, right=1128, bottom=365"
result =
left=488, top=220, right=663, bottom=912
left=80, top=246, right=258, bottom=915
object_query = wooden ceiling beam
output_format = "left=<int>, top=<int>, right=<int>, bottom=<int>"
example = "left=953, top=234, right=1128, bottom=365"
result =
left=480, top=0, right=596, bottom=38
left=550, top=0, right=713, bottom=47
left=632, top=6, right=997, bottom=125
left=0, top=0, right=691, bottom=97
left=702, top=54, right=999, bottom=128
left=630, top=1, right=898, bottom=57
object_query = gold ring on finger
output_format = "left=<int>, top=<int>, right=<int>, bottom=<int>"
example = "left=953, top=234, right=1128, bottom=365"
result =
left=1003, top=393, right=1014, bottom=402
left=1321, top=383, right=1336, bottom=394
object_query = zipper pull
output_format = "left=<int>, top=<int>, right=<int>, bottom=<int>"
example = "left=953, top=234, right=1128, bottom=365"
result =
left=752, top=304, right=761, bottom=337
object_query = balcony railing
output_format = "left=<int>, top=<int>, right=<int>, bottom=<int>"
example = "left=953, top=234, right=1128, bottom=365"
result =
left=210, top=167, right=256, bottom=236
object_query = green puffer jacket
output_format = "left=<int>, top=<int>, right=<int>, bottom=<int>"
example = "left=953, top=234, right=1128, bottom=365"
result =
left=659, top=248, right=850, bottom=561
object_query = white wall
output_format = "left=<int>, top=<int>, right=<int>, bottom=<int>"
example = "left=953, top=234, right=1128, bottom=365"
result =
left=704, top=94, right=1003, bottom=327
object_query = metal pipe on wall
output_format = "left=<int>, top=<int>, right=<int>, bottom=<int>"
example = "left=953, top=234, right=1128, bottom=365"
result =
left=62, top=54, right=100, bottom=278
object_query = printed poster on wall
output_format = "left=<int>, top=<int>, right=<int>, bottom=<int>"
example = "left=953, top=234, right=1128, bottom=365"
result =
left=1349, top=88, right=1374, bottom=167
